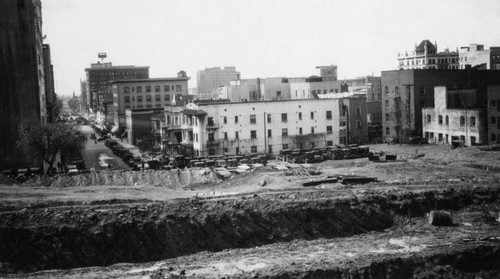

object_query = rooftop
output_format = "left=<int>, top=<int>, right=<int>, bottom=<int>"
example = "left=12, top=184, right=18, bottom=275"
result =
left=111, top=77, right=190, bottom=84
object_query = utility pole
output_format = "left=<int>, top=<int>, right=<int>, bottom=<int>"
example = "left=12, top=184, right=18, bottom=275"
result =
left=263, top=112, right=267, bottom=154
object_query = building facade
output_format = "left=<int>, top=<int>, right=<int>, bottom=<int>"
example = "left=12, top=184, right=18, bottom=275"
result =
left=112, top=72, right=190, bottom=131
left=0, top=0, right=47, bottom=169
left=459, top=44, right=500, bottom=70
left=182, top=98, right=367, bottom=157
left=196, top=66, right=240, bottom=93
left=487, top=85, right=500, bottom=144
left=422, top=86, right=486, bottom=146
left=42, top=44, right=57, bottom=122
left=398, top=40, right=459, bottom=70
left=84, top=62, right=149, bottom=116
left=382, top=69, right=500, bottom=142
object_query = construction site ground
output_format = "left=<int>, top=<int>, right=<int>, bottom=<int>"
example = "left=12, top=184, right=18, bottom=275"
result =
left=1, top=143, right=499, bottom=278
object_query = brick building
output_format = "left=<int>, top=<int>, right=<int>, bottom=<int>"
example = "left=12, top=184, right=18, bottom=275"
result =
left=381, top=69, right=500, bottom=142
left=0, top=0, right=46, bottom=169
left=459, top=44, right=500, bottom=70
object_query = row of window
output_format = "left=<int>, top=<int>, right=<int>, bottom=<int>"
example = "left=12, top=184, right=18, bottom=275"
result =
left=124, top=94, right=181, bottom=103
left=123, top=85, right=183, bottom=93
left=124, top=104, right=163, bottom=109
left=425, top=114, right=477, bottom=127
left=212, top=140, right=336, bottom=155
left=217, top=111, right=334, bottom=125
left=399, top=57, right=458, bottom=66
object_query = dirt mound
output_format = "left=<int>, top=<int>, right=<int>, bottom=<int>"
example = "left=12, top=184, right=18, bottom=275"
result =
left=27, top=168, right=221, bottom=188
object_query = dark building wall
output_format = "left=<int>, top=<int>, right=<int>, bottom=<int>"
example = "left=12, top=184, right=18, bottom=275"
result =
left=43, top=44, right=56, bottom=122
left=382, top=69, right=500, bottom=141
left=0, top=0, right=44, bottom=169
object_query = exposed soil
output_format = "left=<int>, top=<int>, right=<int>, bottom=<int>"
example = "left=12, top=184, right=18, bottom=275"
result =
left=0, top=144, right=499, bottom=278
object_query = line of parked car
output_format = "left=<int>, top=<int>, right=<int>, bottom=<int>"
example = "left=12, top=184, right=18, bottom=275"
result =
left=1, top=167, right=42, bottom=182
left=277, top=145, right=370, bottom=164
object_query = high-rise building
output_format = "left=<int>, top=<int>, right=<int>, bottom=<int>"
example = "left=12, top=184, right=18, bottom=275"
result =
left=459, top=44, right=500, bottom=70
left=43, top=44, right=57, bottom=122
left=84, top=62, right=149, bottom=117
left=398, top=40, right=459, bottom=70
left=197, top=67, right=240, bottom=93
left=0, top=0, right=46, bottom=169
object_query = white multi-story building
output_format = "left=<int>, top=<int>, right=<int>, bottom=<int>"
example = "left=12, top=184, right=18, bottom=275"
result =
left=398, top=40, right=459, bottom=70
left=487, top=85, right=500, bottom=144
left=422, top=86, right=486, bottom=146
left=196, top=66, right=241, bottom=94
left=459, top=44, right=500, bottom=70
left=179, top=97, right=367, bottom=157
left=112, top=71, right=189, bottom=130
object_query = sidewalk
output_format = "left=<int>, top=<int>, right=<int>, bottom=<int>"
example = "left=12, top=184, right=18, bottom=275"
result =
left=111, top=136, right=142, bottom=157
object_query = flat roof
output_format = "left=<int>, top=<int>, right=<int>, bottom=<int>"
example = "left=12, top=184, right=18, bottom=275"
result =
left=111, top=77, right=190, bottom=84
left=85, top=65, right=150, bottom=71
left=195, top=97, right=361, bottom=106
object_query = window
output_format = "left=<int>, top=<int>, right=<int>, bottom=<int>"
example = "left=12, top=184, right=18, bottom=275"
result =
left=470, top=116, right=476, bottom=127
left=164, top=85, right=170, bottom=92
left=386, top=127, right=390, bottom=135
left=124, top=96, right=130, bottom=103
left=250, top=114, right=256, bottom=124
left=311, top=127, right=315, bottom=134
left=438, top=115, right=443, bottom=125
left=385, top=100, right=389, bottom=108
left=137, top=96, right=143, bottom=102
left=268, top=145, right=273, bottom=153
left=426, top=115, right=431, bottom=124
left=251, top=146, right=257, bottom=153
left=146, top=86, right=151, bottom=92
left=419, top=87, right=426, bottom=95
left=208, top=133, right=214, bottom=142
left=326, top=111, right=332, bottom=120
left=195, top=133, right=198, bottom=142
left=224, top=132, right=228, bottom=140
left=282, top=128, right=288, bottom=136
left=207, top=117, right=214, bottom=126
left=176, top=85, right=182, bottom=91
left=250, top=130, right=257, bottom=139
left=384, top=86, right=389, bottom=95
left=281, top=113, right=287, bottom=123
left=155, top=95, right=161, bottom=102
left=340, top=121, right=346, bottom=127
left=235, top=131, right=239, bottom=138
left=310, top=112, right=314, bottom=120
left=124, top=86, right=130, bottom=93
left=492, top=134, right=497, bottom=142
left=283, top=144, right=289, bottom=150
left=298, top=112, right=302, bottom=120
left=146, top=95, right=152, bottom=102
left=267, top=114, right=271, bottom=123
left=164, top=95, right=170, bottom=101
left=137, top=86, right=143, bottom=93
left=385, top=113, right=390, bottom=122
left=154, top=86, right=160, bottom=92
left=460, top=116, right=465, bottom=126
left=276, top=91, right=281, bottom=98
left=326, top=126, right=332, bottom=134
left=492, top=117, right=497, bottom=126
left=326, top=141, right=333, bottom=146
left=356, top=108, right=361, bottom=115
left=223, top=116, right=227, bottom=124
left=446, top=115, right=449, bottom=125
left=268, top=129, right=272, bottom=138
left=395, top=86, right=399, bottom=95
left=299, top=127, right=302, bottom=134
left=490, top=100, right=497, bottom=108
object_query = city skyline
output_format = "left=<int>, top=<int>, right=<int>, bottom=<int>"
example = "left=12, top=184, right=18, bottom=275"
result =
left=42, top=0, right=500, bottom=96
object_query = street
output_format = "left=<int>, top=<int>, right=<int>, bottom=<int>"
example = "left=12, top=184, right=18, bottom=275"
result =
left=78, top=125, right=131, bottom=171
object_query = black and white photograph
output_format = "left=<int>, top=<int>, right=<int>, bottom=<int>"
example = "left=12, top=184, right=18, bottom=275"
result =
left=1, top=0, right=500, bottom=278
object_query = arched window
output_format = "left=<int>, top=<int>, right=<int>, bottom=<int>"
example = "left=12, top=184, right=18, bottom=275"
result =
left=470, top=116, right=476, bottom=127
left=438, top=115, right=443, bottom=125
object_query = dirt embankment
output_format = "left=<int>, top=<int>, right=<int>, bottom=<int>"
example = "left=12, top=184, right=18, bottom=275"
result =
left=23, top=168, right=221, bottom=187
left=0, top=185, right=498, bottom=274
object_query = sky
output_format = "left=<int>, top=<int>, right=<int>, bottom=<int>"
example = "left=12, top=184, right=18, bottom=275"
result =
left=41, top=0, right=500, bottom=96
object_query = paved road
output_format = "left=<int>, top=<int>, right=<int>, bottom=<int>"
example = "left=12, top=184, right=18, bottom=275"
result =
left=78, top=125, right=131, bottom=171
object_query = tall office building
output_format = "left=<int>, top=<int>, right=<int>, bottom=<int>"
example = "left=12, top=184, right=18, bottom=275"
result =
left=0, top=0, right=46, bottom=169
left=84, top=62, right=149, bottom=122
left=43, top=44, right=57, bottom=122
left=196, top=67, right=240, bottom=93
